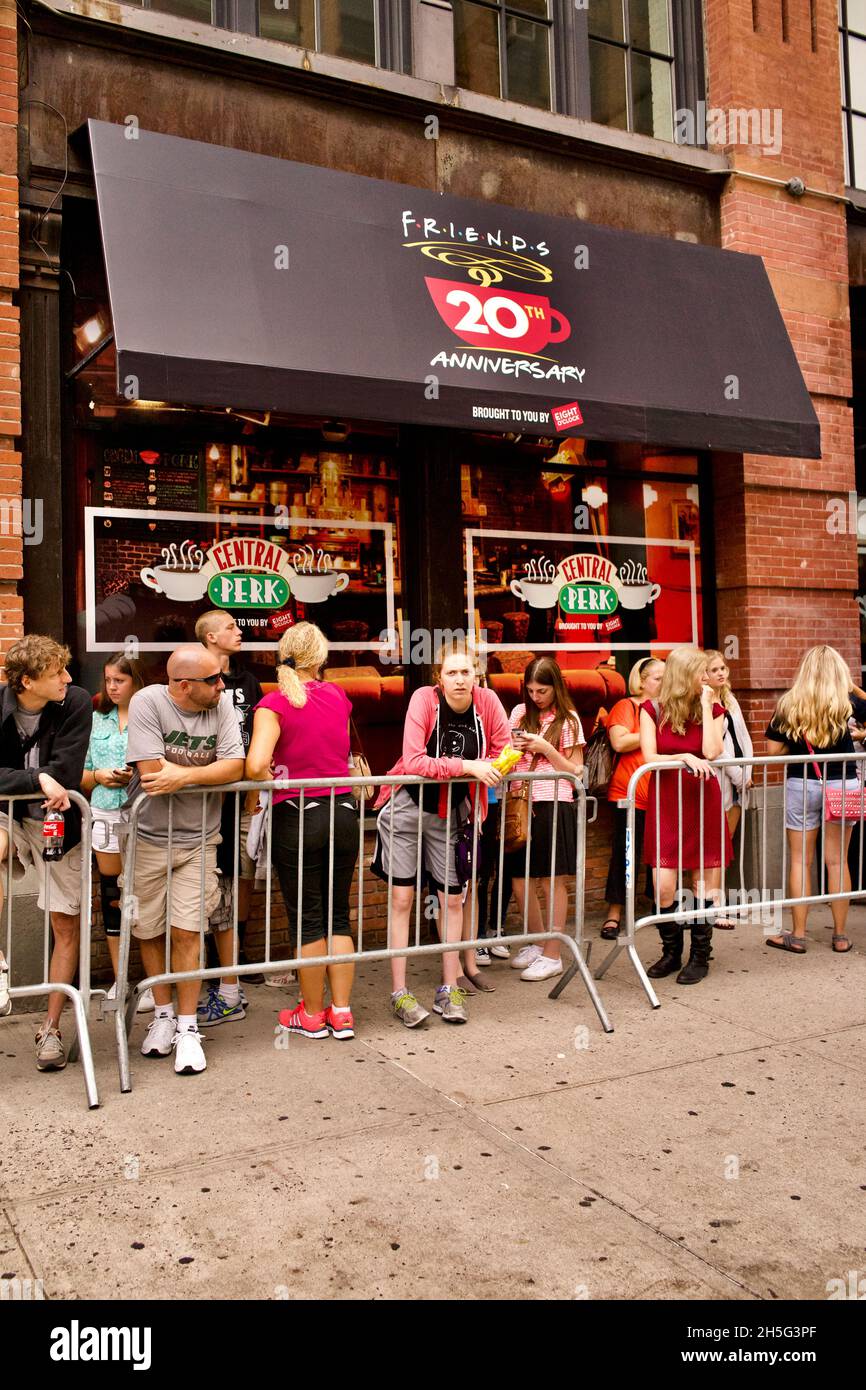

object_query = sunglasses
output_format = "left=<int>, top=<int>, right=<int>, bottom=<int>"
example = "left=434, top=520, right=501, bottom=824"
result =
left=183, top=673, right=223, bottom=687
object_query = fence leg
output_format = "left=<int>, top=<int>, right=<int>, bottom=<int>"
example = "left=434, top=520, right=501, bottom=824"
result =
left=551, top=937, right=614, bottom=1033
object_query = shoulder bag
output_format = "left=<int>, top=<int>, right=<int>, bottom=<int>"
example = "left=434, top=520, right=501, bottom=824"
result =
left=349, top=717, right=375, bottom=803
left=503, top=754, right=540, bottom=854
left=805, top=739, right=865, bottom=822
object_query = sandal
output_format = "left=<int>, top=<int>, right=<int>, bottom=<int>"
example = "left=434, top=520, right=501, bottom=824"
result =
left=713, top=917, right=737, bottom=930
left=832, top=935, right=854, bottom=953
left=766, top=932, right=807, bottom=954
left=600, top=918, right=621, bottom=940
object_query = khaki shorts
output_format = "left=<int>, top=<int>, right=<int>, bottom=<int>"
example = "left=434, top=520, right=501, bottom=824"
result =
left=225, top=809, right=255, bottom=881
left=0, top=814, right=82, bottom=915
left=122, top=836, right=221, bottom=940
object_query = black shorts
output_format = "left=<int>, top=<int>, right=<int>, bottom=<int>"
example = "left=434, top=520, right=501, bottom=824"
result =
left=507, top=799, right=577, bottom=880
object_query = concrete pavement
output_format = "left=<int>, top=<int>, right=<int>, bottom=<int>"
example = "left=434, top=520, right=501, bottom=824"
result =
left=1, top=906, right=865, bottom=1301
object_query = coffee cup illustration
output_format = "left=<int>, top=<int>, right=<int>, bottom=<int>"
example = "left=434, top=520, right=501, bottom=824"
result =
left=425, top=277, right=571, bottom=355
left=510, top=577, right=560, bottom=609
left=140, top=565, right=208, bottom=602
left=616, top=580, right=661, bottom=611
left=287, top=568, right=350, bottom=603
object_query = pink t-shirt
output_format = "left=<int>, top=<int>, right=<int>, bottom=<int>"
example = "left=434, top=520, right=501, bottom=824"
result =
left=256, top=683, right=352, bottom=802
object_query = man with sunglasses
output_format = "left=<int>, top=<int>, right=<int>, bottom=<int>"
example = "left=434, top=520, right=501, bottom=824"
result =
left=122, top=645, right=244, bottom=1075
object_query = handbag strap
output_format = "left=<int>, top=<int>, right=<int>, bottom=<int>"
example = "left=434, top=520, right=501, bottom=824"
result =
left=349, top=716, right=366, bottom=757
left=803, top=739, right=825, bottom=783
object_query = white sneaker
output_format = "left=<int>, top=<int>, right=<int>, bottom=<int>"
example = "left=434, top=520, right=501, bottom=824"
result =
left=172, top=1027, right=207, bottom=1075
left=510, top=944, right=543, bottom=970
left=264, top=971, right=297, bottom=987
left=140, top=1014, right=177, bottom=1058
left=0, top=955, right=10, bottom=1017
left=136, top=988, right=155, bottom=1013
left=520, top=955, right=564, bottom=982
left=489, top=942, right=511, bottom=960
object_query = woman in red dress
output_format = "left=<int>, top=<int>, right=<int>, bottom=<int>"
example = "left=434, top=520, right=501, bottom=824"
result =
left=640, top=645, right=731, bottom=985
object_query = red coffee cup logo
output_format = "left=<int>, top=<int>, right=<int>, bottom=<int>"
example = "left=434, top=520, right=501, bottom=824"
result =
left=425, top=277, right=571, bottom=355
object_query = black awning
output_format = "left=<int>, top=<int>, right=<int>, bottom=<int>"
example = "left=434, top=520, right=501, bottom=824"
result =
left=88, top=120, right=820, bottom=458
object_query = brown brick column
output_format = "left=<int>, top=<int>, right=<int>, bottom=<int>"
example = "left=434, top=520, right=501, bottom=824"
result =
left=706, top=1, right=858, bottom=734
left=0, top=6, right=21, bottom=662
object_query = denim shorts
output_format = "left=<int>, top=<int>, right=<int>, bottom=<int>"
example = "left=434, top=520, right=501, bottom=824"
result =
left=784, top=776, right=863, bottom=831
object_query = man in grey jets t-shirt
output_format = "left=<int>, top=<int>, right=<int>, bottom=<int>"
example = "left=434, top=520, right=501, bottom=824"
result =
left=123, top=644, right=244, bottom=1076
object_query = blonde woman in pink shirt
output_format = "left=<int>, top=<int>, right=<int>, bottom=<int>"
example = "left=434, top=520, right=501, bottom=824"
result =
left=372, top=641, right=510, bottom=1027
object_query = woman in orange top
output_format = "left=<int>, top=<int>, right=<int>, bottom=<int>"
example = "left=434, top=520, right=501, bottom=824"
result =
left=599, top=656, right=665, bottom=939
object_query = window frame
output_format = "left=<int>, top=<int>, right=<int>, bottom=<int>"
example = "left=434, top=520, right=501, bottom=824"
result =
left=840, top=0, right=866, bottom=189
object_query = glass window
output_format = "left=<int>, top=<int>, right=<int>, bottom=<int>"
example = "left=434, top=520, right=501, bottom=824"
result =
left=628, top=0, right=671, bottom=55
left=454, top=0, right=554, bottom=109
left=259, top=0, right=316, bottom=46
left=588, top=0, right=676, bottom=139
left=632, top=51, right=673, bottom=141
left=505, top=16, right=551, bottom=109
left=258, top=0, right=376, bottom=64
left=850, top=34, right=866, bottom=111
left=589, top=0, right=625, bottom=42
left=453, top=1, right=501, bottom=97
left=150, top=0, right=213, bottom=20
left=320, top=0, right=377, bottom=62
left=850, top=0, right=866, bottom=34
left=589, top=40, right=628, bottom=129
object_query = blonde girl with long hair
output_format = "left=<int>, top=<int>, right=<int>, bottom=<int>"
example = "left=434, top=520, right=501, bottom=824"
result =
left=703, top=650, right=754, bottom=928
left=639, top=645, right=731, bottom=985
left=765, top=645, right=861, bottom=954
left=246, top=623, right=359, bottom=1039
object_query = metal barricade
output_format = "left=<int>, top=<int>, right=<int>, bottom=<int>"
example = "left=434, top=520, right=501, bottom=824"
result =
left=595, top=750, right=866, bottom=1007
left=1, top=790, right=99, bottom=1108
left=113, top=769, right=612, bottom=1092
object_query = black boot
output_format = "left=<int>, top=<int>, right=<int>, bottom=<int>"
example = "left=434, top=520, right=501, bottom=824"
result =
left=676, top=922, right=713, bottom=984
left=647, top=906, right=684, bottom=978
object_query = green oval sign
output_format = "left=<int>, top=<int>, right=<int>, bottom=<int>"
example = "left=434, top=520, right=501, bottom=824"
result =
left=558, top=582, right=618, bottom=616
left=207, top=573, right=290, bottom=609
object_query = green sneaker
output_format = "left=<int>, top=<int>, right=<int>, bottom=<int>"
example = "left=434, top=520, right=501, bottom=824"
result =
left=432, top=985, right=468, bottom=1024
left=391, top=990, right=430, bottom=1028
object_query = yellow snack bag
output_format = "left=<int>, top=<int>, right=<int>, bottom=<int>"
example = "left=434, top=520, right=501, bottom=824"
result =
left=492, top=744, right=523, bottom=775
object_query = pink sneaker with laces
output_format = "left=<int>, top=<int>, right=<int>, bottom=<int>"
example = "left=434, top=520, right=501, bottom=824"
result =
left=278, top=1001, right=328, bottom=1040
left=325, top=1005, right=355, bottom=1040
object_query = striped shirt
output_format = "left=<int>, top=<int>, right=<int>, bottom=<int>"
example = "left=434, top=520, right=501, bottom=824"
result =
left=509, top=703, right=585, bottom=802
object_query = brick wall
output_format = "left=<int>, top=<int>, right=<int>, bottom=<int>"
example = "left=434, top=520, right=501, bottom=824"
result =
left=706, top=0, right=860, bottom=728
left=0, top=9, right=19, bottom=662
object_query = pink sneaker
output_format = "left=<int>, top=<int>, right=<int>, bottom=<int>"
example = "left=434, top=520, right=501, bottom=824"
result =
left=325, top=1004, right=355, bottom=1040
left=278, top=1001, right=328, bottom=1040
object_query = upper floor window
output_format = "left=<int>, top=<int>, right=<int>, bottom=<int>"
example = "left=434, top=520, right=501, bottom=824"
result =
left=452, top=0, right=554, bottom=111
left=841, top=0, right=866, bottom=188
left=588, top=0, right=674, bottom=140
left=259, top=0, right=378, bottom=64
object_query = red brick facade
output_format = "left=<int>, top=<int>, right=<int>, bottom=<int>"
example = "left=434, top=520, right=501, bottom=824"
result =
left=0, top=8, right=20, bottom=661
left=708, top=0, right=860, bottom=724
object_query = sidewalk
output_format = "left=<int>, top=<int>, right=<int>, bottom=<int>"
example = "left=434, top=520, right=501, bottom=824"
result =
left=1, top=906, right=865, bottom=1301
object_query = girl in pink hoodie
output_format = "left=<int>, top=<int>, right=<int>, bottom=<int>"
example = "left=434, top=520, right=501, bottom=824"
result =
left=372, top=641, right=510, bottom=1027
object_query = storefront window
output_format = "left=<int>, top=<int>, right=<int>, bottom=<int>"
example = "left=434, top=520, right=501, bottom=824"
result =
left=462, top=438, right=703, bottom=678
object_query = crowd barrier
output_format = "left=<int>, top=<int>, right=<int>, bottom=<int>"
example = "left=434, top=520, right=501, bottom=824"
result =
left=595, top=751, right=866, bottom=1008
left=0, top=790, right=99, bottom=1108
left=113, top=770, right=612, bottom=1093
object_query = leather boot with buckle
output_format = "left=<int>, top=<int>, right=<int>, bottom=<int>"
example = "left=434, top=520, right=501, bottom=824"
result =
left=676, top=922, right=713, bottom=985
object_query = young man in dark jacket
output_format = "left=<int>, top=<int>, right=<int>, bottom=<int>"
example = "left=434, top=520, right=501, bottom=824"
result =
left=0, top=635, right=93, bottom=1071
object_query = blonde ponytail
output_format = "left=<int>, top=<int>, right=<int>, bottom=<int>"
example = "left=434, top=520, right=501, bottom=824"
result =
left=275, top=622, right=329, bottom=708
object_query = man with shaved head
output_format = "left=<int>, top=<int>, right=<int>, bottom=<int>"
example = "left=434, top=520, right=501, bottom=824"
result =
left=122, top=643, right=244, bottom=1075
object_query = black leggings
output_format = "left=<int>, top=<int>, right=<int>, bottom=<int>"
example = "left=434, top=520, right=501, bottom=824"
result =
left=271, top=797, right=359, bottom=948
